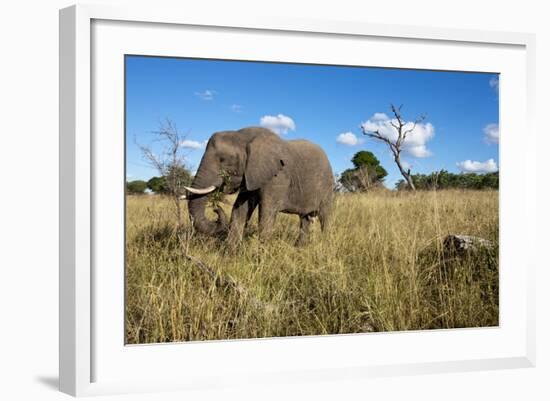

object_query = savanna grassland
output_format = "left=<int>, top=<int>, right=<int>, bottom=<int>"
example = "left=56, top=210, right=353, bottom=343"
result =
left=125, top=190, right=498, bottom=344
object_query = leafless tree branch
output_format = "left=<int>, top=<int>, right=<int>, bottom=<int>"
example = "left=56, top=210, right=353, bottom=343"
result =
left=135, top=118, right=192, bottom=226
left=361, top=104, right=426, bottom=190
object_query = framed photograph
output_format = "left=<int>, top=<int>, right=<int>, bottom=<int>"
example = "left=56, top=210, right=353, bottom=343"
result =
left=59, top=4, right=536, bottom=396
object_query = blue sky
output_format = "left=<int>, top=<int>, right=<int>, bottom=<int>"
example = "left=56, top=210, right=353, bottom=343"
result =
left=126, top=55, right=499, bottom=188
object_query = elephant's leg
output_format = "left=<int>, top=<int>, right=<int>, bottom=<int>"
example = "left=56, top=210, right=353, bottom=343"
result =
left=226, top=192, right=253, bottom=247
left=318, top=200, right=332, bottom=232
left=295, top=214, right=313, bottom=246
left=244, top=193, right=259, bottom=234
left=258, top=201, right=278, bottom=241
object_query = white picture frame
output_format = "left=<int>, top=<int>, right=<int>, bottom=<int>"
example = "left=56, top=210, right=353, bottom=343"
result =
left=59, top=4, right=536, bottom=397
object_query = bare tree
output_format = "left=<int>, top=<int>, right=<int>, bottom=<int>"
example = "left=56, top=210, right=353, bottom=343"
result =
left=356, top=166, right=373, bottom=191
left=361, top=104, right=425, bottom=191
left=339, top=167, right=373, bottom=192
left=136, top=119, right=192, bottom=227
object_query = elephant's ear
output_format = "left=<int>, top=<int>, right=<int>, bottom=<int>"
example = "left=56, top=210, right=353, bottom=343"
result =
left=244, top=133, right=287, bottom=191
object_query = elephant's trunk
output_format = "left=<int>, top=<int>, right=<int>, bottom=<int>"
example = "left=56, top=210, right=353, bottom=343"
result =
left=188, top=195, right=224, bottom=234
left=187, top=164, right=226, bottom=235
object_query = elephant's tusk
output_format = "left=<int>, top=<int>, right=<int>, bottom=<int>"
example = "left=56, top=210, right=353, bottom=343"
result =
left=184, top=185, right=217, bottom=195
left=179, top=194, right=187, bottom=200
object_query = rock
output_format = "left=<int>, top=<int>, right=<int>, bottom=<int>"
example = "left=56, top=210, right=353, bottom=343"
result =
left=443, top=235, right=494, bottom=255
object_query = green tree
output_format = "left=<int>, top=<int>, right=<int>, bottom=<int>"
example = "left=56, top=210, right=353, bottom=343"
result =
left=146, top=168, right=193, bottom=195
left=339, top=151, right=388, bottom=192
left=126, top=180, right=148, bottom=194
left=147, top=176, right=167, bottom=194
left=481, top=172, right=499, bottom=189
left=395, top=170, right=499, bottom=190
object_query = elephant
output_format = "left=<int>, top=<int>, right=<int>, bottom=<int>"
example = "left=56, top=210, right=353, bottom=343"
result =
left=184, top=127, right=334, bottom=246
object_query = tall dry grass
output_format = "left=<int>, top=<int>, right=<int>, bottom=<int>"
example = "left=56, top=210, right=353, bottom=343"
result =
left=125, top=190, right=498, bottom=344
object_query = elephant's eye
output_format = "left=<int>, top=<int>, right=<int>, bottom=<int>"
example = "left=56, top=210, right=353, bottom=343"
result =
left=219, top=157, right=225, bottom=163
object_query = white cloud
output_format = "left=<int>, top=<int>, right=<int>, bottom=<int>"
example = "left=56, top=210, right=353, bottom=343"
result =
left=489, top=76, right=499, bottom=91
left=195, top=89, right=216, bottom=100
left=483, top=123, right=499, bottom=144
left=361, top=113, right=435, bottom=158
left=259, top=114, right=296, bottom=135
left=231, top=104, right=242, bottom=113
left=180, top=139, right=207, bottom=150
left=336, top=132, right=363, bottom=146
left=372, top=112, right=389, bottom=121
left=456, top=159, right=498, bottom=173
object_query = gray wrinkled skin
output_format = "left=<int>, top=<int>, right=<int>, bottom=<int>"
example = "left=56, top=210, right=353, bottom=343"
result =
left=187, top=127, right=334, bottom=246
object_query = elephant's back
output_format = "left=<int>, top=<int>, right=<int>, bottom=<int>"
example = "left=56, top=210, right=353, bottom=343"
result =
left=288, top=140, right=333, bottom=177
